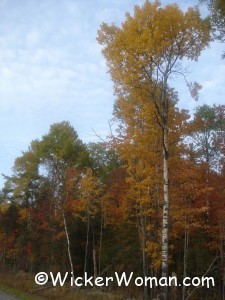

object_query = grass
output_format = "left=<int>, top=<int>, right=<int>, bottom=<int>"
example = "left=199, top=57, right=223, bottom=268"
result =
left=0, top=282, right=41, bottom=300
left=0, top=271, right=138, bottom=300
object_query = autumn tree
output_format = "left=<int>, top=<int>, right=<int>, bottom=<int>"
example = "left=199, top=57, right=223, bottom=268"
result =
left=0, top=149, right=47, bottom=271
left=74, top=168, right=104, bottom=279
left=88, top=142, right=121, bottom=180
left=188, top=104, right=225, bottom=169
left=97, top=1, right=210, bottom=298
left=0, top=202, right=20, bottom=269
left=185, top=104, right=225, bottom=298
left=31, top=121, right=89, bottom=278
left=200, top=0, right=225, bottom=58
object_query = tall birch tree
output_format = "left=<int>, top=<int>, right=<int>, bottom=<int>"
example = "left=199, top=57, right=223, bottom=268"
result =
left=97, top=1, right=210, bottom=298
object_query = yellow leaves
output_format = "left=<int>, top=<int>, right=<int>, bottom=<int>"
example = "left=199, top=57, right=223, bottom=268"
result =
left=146, top=240, right=161, bottom=270
left=72, top=168, right=104, bottom=220
left=0, top=203, right=10, bottom=213
left=97, top=0, right=210, bottom=97
left=13, top=151, right=38, bottom=174
left=97, top=22, right=119, bottom=47
left=96, top=0, right=215, bottom=278
left=19, top=207, right=29, bottom=222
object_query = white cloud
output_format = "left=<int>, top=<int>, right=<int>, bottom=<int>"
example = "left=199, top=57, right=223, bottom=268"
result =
left=26, top=31, right=40, bottom=47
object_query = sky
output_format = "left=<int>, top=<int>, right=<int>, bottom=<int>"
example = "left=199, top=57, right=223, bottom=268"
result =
left=0, top=0, right=224, bottom=188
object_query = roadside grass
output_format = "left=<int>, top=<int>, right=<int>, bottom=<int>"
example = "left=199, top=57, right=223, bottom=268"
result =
left=0, top=272, right=42, bottom=300
left=0, top=282, right=41, bottom=300
left=0, top=271, right=139, bottom=299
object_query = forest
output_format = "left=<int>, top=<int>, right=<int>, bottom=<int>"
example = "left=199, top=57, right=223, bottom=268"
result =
left=0, top=1, right=225, bottom=300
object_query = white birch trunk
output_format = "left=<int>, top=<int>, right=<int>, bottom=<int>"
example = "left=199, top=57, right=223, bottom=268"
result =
left=161, top=125, right=169, bottom=300
left=160, top=77, right=170, bottom=300
left=62, top=210, right=75, bottom=283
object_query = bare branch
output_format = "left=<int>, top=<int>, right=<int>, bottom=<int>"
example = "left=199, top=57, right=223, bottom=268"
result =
left=185, top=255, right=219, bottom=300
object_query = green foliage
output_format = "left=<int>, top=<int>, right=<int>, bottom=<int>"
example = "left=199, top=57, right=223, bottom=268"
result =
left=88, top=142, right=121, bottom=180
left=188, top=104, right=225, bottom=168
left=200, top=0, right=225, bottom=57
left=33, top=121, right=88, bottom=171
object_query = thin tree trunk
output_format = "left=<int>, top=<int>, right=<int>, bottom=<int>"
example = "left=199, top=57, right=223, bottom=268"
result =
left=92, top=220, right=97, bottom=280
left=61, top=210, right=74, bottom=282
left=93, top=248, right=97, bottom=281
left=140, top=202, right=148, bottom=300
left=98, top=210, right=103, bottom=275
left=220, top=224, right=225, bottom=300
left=182, top=212, right=189, bottom=300
left=84, top=212, right=90, bottom=276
